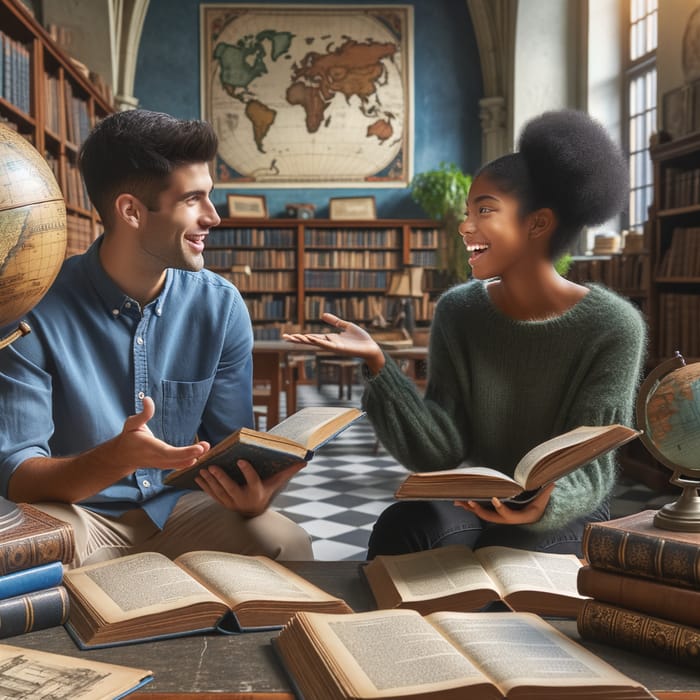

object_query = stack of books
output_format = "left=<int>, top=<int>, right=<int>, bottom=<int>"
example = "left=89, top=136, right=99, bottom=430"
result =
left=0, top=498, right=74, bottom=638
left=577, top=509, right=700, bottom=669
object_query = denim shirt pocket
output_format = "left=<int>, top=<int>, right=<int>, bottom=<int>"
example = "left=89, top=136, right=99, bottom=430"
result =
left=160, top=375, right=215, bottom=446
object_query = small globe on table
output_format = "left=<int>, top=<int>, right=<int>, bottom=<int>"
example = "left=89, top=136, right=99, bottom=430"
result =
left=0, top=123, right=66, bottom=349
left=637, top=353, right=700, bottom=531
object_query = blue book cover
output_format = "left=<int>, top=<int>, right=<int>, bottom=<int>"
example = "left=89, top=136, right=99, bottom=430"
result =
left=0, top=560, right=63, bottom=600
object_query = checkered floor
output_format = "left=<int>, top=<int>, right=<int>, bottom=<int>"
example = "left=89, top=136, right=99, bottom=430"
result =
left=271, top=383, right=667, bottom=561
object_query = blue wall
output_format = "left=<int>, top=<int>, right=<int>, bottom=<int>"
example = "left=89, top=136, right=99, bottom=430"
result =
left=134, top=0, right=482, bottom=219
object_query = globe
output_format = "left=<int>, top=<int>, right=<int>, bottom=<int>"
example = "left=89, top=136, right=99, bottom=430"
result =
left=637, top=353, right=700, bottom=531
left=0, top=123, right=66, bottom=344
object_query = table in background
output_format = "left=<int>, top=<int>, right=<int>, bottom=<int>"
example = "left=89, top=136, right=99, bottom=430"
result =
left=6, top=561, right=700, bottom=698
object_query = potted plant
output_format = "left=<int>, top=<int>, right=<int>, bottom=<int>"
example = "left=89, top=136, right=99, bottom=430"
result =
left=410, top=162, right=472, bottom=283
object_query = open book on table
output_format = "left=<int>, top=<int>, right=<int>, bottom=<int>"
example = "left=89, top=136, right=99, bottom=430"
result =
left=165, top=406, right=364, bottom=489
left=274, top=608, right=656, bottom=700
left=395, top=424, right=640, bottom=502
left=364, top=544, right=587, bottom=618
left=63, top=550, right=352, bottom=649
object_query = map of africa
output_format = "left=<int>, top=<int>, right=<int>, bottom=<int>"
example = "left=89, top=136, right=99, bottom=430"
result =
left=202, top=6, right=412, bottom=186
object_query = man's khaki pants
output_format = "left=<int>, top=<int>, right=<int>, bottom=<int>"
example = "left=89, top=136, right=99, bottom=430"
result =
left=34, top=491, right=313, bottom=568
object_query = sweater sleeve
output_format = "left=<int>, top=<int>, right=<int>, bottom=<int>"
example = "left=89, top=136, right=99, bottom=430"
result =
left=526, top=296, right=647, bottom=533
left=361, top=314, right=468, bottom=471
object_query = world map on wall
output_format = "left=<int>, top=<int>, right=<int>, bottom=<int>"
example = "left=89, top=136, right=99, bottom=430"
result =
left=201, top=5, right=413, bottom=187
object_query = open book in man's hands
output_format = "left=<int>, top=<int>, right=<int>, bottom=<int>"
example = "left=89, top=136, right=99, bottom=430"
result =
left=395, top=424, right=640, bottom=503
left=164, top=406, right=364, bottom=489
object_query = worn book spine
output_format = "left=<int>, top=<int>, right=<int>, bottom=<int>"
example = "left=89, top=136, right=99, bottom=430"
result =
left=582, top=520, right=700, bottom=588
left=0, top=585, right=70, bottom=638
left=0, top=504, right=74, bottom=575
left=577, top=566, right=700, bottom=627
left=577, top=599, right=700, bottom=670
left=0, top=560, right=64, bottom=601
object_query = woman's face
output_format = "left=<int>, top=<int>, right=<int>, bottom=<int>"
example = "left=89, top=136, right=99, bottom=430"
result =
left=457, top=174, right=532, bottom=280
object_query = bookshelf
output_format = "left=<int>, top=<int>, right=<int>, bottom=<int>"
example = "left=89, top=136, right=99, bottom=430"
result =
left=648, top=132, right=700, bottom=365
left=207, top=218, right=445, bottom=337
left=0, top=0, right=113, bottom=257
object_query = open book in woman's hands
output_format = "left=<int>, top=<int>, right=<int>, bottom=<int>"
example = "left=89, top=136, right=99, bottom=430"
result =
left=395, top=424, right=641, bottom=503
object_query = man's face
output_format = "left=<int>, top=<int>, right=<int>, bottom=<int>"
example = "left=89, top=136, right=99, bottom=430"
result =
left=139, top=163, right=221, bottom=272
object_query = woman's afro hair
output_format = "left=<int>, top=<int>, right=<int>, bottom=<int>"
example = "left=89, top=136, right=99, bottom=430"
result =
left=518, top=109, right=628, bottom=232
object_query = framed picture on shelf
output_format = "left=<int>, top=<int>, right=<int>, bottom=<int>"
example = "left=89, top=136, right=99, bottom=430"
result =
left=662, top=85, right=690, bottom=139
left=227, top=194, right=267, bottom=218
left=329, top=196, right=377, bottom=220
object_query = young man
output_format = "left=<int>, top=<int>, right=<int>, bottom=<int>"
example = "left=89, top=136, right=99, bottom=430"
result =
left=0, top=109, right=312, bottom=566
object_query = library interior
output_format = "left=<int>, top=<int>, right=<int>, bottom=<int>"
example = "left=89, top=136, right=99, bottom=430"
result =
left=0, top=0, right=699, bottom=698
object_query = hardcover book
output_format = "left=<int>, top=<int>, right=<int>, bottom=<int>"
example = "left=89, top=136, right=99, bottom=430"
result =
left=0, top=585, right=69, bottom=638
left=364, top=544, right=587, bottom=618
left=577, top=599, right=700, bottom=670
left=394, top=424, right=639, bottom=502
left=577, top=565, right=700, bottom=627
left=0, top=560, right=63, bottom=600
left=0, top=502, right=74, bottom=574
left=63, top=550, right=352, bottom=648
left=0, top=643, right=152, bottom=699
left=275, top=609, right=656, bottom=700
left=164, top=406, right=364, bottom=489
left=582, top=509, right=700, bottom=588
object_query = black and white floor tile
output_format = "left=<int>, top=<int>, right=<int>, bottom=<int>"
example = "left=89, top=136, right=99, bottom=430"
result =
left=271, top=383, right=665, bottom=561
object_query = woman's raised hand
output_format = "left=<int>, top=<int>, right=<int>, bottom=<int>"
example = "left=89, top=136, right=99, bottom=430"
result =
left=283, top=313, right=385, bottom=373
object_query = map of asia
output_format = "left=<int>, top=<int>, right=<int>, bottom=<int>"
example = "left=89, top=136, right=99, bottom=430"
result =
left=201, top=5, right=413, bottom=187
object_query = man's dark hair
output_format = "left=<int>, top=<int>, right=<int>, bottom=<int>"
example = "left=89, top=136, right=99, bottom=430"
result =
left=79, top=109, right=218, bottom=228
left=476, top=109, right=628, bottom=259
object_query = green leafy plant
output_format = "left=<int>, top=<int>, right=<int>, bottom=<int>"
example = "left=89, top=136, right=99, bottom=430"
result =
left=410, top=163, right=472, bottom=283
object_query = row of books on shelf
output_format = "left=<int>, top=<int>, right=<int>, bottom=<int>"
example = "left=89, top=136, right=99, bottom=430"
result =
left=304, top=250, right=402, bottom=268
left=657, top=226, right=700, bottom=278
left=567, top=252, right=649, bottom=291
left=409, top=227, right=440, bottom=248
left=304, top=269, right=389, bottom=289
left=243, top=294, right=296, bottom=321
left=663, top=166, right=700, bottom=209
left=305, top=294, right=386, bottom=322
left=657, top=292, right=700, bottom=358
left=209, top=227, right=297, bottom=247
left=221, top=269, right=295, bottom=291
left=65, top=213, right=95, bottom=258
left=206, top=248, right=296, bottom=269
left=62, top=80, right=91, bottom=145
left=0, top=31, right=30, bottom=114
left=304, top=228, right=400, bottom=248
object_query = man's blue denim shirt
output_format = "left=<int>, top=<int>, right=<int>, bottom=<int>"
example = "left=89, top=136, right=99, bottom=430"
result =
left=0, top=236, right=255, bottom=528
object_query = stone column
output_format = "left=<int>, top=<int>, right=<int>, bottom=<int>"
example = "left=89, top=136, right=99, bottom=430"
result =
left=479, top=96, right=508, bottom=163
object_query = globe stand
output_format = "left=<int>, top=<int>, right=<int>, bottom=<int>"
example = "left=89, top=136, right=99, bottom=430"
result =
left=637, top=352, right=700, bottom=532
left=0, top=321, right=31, bottom=350
left=653, top=471, right=700, bottom=532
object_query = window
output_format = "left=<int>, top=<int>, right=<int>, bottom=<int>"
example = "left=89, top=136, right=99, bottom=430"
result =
left=625, top=0, right=657, bottom=232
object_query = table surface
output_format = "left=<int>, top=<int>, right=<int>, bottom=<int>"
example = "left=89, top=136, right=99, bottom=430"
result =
left=6, top=561, right=700, bottom=697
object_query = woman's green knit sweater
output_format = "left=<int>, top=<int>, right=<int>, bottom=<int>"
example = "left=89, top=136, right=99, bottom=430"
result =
left=362, top=280, right=647, bottom=533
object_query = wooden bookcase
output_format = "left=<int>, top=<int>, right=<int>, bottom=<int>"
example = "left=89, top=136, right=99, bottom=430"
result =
left=648, top=131, right=700, bottom=366
left=0, top=0, right=113, bottom=257
left=206, top=218, right=445, bottom=337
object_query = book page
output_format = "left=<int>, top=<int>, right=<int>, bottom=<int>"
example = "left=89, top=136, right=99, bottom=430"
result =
left=298, top=609, right=490, bottom=697
left=374, top=544, right=496, bottom=603
left=513, top=425, right=637, bottom=489
left=0, top=644, right=152, bottom=700
left=475, top=546, right=585, bottom=600
left=176, top=551, right=339, bottom=604
left=430, top=611, right=646, bottom=694
left=395, top=466, right=521, bottom=500
left=63, top=552, right=221, bottom=624
left=267, top=406, right=362, bottom=449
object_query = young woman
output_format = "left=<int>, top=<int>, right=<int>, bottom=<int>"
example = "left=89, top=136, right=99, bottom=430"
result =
left=284, top=109, right=647, bottom=558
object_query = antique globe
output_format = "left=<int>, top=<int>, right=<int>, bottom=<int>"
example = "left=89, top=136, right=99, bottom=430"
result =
left=637, top=352, right=700, bottom=531
left=0, top=122, right=67, bottom=349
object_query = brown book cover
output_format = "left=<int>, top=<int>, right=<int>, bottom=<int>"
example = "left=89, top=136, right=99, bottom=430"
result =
left=577, top=565, right=700, bottom=627
left=577, top=599, right=700, bottom=670
left=0, top=503, right=74, bottom=575
left=582, top=509, right=700, bottom=588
